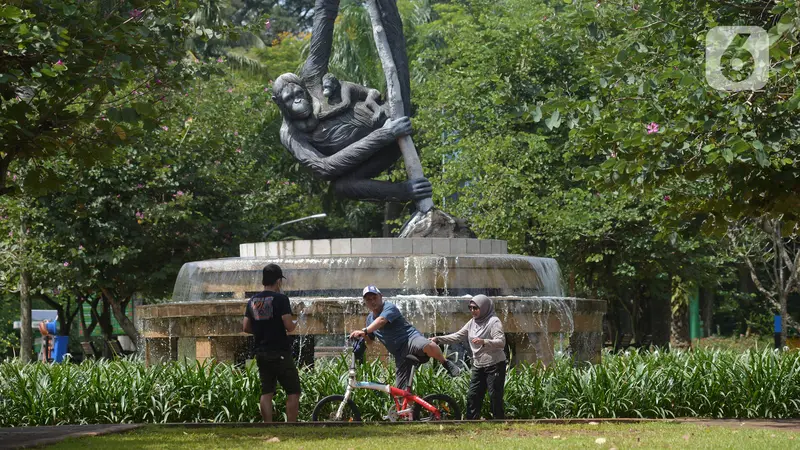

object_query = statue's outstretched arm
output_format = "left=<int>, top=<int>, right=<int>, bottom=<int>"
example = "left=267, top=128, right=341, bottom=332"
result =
left=281, top=125, right=397, bottom=180
left=302, top=0, right=339, bottom=95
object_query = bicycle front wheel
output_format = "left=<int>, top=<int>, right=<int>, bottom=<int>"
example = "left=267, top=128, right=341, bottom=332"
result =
left=413, top=393, right=461, bottom=421
left=311, top=395, right=362, bottom=422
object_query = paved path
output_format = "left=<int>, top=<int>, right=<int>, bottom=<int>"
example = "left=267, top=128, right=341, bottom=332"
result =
left=0, top=424, right=141, bottom=449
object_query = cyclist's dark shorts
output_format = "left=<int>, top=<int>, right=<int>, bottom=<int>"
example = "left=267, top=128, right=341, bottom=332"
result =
left=255, top=351, right=301, bottom=395
left=395, top=334, right=432, bottom=391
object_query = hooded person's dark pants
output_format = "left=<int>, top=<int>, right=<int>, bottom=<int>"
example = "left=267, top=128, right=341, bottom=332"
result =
left=466, top=361, right=506, bottom=420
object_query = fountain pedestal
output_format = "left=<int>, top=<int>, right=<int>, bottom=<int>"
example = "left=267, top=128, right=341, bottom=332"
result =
left=139, top=238, right=606, bottom=366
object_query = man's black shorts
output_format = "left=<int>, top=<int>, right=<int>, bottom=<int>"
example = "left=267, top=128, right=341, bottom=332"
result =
left=255, top=351, right=301, bottom=395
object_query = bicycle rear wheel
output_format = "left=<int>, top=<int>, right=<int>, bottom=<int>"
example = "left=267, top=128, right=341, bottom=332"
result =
left=412, top=393, right=461, bottom=421
left=311, top=395, right=362, bottom=422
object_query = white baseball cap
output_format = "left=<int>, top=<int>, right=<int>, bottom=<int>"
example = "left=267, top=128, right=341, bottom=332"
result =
left=362, top=285, right=381, bottom=297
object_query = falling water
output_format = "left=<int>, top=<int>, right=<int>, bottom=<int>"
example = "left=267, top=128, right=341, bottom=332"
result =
left=142, top=239, right=605, bottom=366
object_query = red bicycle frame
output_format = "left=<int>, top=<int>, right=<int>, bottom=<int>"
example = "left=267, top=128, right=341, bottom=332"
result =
left=334, top=343, right=442, bottom=420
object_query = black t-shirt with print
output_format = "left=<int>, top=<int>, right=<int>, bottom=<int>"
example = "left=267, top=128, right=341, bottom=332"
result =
left=245, top=290, right=293, bottom=353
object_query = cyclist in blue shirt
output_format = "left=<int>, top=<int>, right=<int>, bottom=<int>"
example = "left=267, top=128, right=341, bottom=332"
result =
left=349, top=285, right=460, bottom=390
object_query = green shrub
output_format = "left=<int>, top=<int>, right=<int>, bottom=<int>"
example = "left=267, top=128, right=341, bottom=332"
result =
left=1, top=348, right=799, bottom=425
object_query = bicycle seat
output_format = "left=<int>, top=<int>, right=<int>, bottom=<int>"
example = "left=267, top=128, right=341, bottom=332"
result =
left=405, top=354, right=429, bottom=365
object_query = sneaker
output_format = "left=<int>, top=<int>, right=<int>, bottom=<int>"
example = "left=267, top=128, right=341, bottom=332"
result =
left=443, top=359, right=461, bottom=377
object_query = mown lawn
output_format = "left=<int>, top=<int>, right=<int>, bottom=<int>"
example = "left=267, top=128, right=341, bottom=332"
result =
left=49, top=422, right=800, bottom=449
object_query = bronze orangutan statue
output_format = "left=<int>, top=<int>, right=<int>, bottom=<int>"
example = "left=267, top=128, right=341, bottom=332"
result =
left=270, top=0, right=431, bottom=203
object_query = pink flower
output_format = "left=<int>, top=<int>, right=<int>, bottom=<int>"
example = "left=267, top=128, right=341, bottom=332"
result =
left=63, top=262, right=70, bottom=267
left=55, top=60, right=64, bottom=66
left=264, top=87, right=269, bottom=92
left=136, top=183, right=144, bottom=189
left=135, top=211, right=144, bottom=219
left=646, top=122, right=660, bottom=134
left=162, top=125, right=169, bottom=131
left=235, top=148, right=242, bottom=153
left=234, top=131, right=239, bottom=136
left=79, top=245, right=84, bottom=250
left=129, top=9, right=143, bottom=20
left=53, top=288, right=61, bottom=295
left=226, top=88, right=234, bottom=93
left=664, top=195, right=671, bottom=201
left=609, top=150, right=617, bottom=158
left=173, top=190, right=185, bottom=197
left=217, top=58, right=224, bottom=63
left=116, top=194, right=120, bottom=198
left=265, top=19, right=271, bottom=30
left=156, top=79, right=162, bottom=84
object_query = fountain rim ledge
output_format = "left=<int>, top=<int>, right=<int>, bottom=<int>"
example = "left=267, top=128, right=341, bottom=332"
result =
left=239, top=238, right=508, bottom=258
left=138, top=296, right=607, bottom=319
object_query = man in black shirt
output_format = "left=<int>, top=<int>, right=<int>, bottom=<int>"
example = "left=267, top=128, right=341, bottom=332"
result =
left=243, top=263, right=300, bottom=422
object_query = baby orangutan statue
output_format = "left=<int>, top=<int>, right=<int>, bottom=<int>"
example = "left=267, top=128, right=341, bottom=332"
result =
left=317, top=73, right=384, bottom=125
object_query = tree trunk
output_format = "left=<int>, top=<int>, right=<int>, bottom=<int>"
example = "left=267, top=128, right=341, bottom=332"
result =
left=701, top=288, right=714, bottom=337
left=383, top=202, right=403, bottom=237
left=80, top=295, right=99, bottom=343
left=91, top=294, right=114, bottom=358
left=670, top=302, right=691, bottom=349
left=670, top=277, right=691, bottom=350
left=40, top=293, right=74, bottom=337
left=383, top=202, right=391, bottom=237
left=632, top=290, right=640, bottom=343
left=19, top=266, right=32, bottom=363
left=649, top=287, right=671, bottom=348
left=64, top=296, right=81, bottom=337
left=780, top=291, right=788, bottom=348
left=18, top=215, right=32, bottom=363
left=101, top=288, right=139, bottom=347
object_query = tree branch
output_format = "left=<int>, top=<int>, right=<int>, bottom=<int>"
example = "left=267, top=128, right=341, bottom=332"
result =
left=712, top=0, right=775, bottom=12
left=743, top=252, right=776, bottom=301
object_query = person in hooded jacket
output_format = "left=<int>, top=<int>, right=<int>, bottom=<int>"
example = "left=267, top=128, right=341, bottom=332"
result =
left=432, top=294, right=507, bottom=420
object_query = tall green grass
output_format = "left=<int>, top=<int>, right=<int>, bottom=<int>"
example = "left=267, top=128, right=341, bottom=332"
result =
left=1, top=348, right=799, bottom=425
